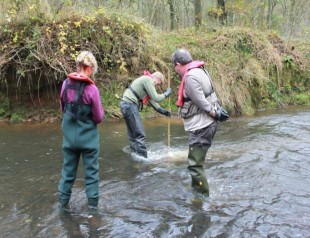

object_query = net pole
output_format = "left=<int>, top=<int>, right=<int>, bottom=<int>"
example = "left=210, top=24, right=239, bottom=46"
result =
left=167, top=69, right=171, bottom=149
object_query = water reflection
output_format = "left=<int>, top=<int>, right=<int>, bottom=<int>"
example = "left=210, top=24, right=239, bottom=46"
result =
left=0, top=106, right=310, bottom=237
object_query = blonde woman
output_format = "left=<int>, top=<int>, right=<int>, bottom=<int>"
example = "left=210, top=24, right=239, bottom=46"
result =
left=58, top=51, right=104, bottom=209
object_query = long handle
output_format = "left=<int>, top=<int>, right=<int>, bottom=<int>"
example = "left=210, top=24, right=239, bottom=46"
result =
left=167, top=69, right=171, bottom=149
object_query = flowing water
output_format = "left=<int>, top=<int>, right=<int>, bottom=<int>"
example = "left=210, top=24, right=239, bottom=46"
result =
left=0, top=106, right=310, bottom=238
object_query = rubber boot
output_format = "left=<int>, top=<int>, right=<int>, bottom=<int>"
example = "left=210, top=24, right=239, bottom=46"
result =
left=88, top=198, right=98, bottom=212
left=58, top=198, right=70, bottom=209
left=187, top=146, right=209, bottom=196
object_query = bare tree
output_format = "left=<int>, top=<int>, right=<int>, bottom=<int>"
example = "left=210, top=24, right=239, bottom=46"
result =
left=169, top=0, right=176, bottom=30
left=217, top=0, right=227, bottom=25
left=194, top=0, right=202, bottom=27
left=267, top=0, right=278, bottom=29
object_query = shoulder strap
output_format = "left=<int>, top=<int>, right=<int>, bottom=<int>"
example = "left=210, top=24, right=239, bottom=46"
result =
left=63, top=80, right=91, bottom=121
left=201, top=67, right=215, bottom=92
left=183, top=67, right=215, bottom=102
left=129, top=86, right=141, bottom=101
left=129, top=86, right=143, bottom=111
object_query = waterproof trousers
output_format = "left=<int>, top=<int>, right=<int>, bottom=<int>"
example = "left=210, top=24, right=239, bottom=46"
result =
left=120, top=101, right=147, bottom=158
left=187, top=121, right=217, bottom=196
left=58, top=108, right=100, bottom=208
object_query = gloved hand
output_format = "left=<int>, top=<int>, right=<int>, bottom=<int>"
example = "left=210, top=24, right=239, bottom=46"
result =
left=214, top=105, right=229, bottom=122
left=157, top=107, right=171, bottom=117
left=164, top=88, right=172, bottom=98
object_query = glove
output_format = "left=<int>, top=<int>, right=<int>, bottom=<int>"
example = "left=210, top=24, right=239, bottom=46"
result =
left=214, top=105, right=229, bottom=122
left=157, top=107, right=171, bottom=117
left=164, top=88, right=172, bottom=98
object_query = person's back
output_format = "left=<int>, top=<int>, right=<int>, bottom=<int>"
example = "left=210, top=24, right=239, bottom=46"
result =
left=61, top=78, right=102, bottom=148
left=58, top=51, right=104, bottom=210
left=182, top=67, right=218, bottom=132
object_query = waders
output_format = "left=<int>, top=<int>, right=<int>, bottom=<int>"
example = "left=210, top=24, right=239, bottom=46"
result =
left=58, top=81, right=100, bottom=208
left=187, top=146, right=209, bottom=196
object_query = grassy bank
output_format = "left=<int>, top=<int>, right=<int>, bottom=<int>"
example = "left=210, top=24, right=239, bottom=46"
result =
left=0, top=12, right=309, bottom=123
left=153, top=27, right=310, bottom=115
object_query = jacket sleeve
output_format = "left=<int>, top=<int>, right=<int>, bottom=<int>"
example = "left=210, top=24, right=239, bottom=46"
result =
left=144, top=79, right=166, bottom=102
left=148, top=100, right=161, bottom=111
left=90, top=86, right=104, bottom=124
left=59, top=80, right=66, bottom=112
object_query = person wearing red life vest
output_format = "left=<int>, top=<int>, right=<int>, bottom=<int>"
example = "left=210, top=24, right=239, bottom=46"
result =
left=58, top=51, right=104, bottom=209
left=120, top=71, right=172, bottom=158
left=172, top=48, right=228, bottom=196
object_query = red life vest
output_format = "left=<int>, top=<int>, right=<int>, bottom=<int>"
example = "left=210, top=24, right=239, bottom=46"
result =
left=68, top=72, right=95, bottom=85
left=142, top=70, right=151, bottom=104
left=176, top=61, right=205, bottom=107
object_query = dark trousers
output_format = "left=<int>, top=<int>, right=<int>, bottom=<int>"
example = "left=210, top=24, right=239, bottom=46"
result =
left=188, top=121, right=218, bottom=148
left=120, top=101, right=147, bottom=157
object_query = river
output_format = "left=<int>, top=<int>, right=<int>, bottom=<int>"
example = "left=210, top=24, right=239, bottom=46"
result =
left=0, top=106, right=309, bottom=237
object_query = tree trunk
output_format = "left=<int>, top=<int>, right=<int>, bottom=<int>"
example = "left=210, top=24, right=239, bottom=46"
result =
left=194, top=0, right=202, bottom=28
left=169, top=0, right=175, bottom=30
left=217, top=0, right=227, bottom=25
left=267, top=0, right=277, bottom=29
left=149, top=0, right=158, bottom=25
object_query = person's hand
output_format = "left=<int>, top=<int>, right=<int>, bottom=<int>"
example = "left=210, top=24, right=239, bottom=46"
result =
left=163, top=110, right=171, bottom=117
left=214, top=106, right=229, bottom=122
left=164, top=88, right=172, bottom=98
left=209, top=109, right=216, bottom=118
left=158, top=107, right=171, bottom=117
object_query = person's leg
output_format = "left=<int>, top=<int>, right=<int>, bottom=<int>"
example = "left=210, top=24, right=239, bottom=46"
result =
left=187, top=146, right=209, bottom=195
left=121, top=102, right=147, bottom=157
left=121, top=101, right=135, bottom=150
left=187, top=122, right=217, bottom=195
left=82, top=148, right=99, bottom=208
left=58, top=146, right=80, bottom=207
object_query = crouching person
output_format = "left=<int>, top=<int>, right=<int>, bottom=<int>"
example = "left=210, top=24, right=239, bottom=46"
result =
left=120, top=71, right=172, bottom=158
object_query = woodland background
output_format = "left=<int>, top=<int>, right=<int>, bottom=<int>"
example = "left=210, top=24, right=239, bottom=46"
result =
left=0, top=0, right=309, bottom=122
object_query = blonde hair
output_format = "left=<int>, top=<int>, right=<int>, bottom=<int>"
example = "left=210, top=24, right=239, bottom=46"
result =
left=76, top=51, right=98, bottom=74
left=151, top=71, right=165, bottom=84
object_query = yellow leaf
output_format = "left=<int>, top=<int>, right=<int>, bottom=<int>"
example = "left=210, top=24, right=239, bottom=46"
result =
left=74, top=21, right=81, bottom=28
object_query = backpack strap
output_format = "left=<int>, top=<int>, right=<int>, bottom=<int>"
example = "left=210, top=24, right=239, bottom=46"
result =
left=63, top=79, right=91, bottom=121
left=129, top=86, right=144, bottom=111
left=183, top=67, right=215, bottom=102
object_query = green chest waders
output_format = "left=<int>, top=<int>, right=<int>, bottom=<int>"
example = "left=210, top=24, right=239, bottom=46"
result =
left=58, top=80, right=99, bottom=208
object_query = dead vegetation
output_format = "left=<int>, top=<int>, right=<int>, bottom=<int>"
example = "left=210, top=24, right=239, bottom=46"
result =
left=0, top=16, right=309, bottom=122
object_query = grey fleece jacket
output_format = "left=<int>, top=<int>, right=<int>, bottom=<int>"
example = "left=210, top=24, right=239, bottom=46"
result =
left=182, top=67, right=217, bottom=132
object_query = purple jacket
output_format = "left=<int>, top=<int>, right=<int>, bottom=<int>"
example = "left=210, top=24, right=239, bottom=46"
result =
left=60, top=78, right=104, bottom=124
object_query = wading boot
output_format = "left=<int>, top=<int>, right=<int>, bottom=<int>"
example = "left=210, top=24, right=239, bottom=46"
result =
left=88, top=197, right=98, bottom=213
left=88, top=198, right=98, bottom=208
left=58, top=198, right=70, bottom=209
left=187, top=146, right=209, bottom=196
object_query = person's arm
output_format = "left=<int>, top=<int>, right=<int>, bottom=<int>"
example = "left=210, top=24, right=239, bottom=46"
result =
left=59, top=80, right=66, bottom=112
left=90, top=85, right=104, bottom=124
left=149, top=100, right=171, bottom=117
left=143, top=79, right=166, bottom=102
